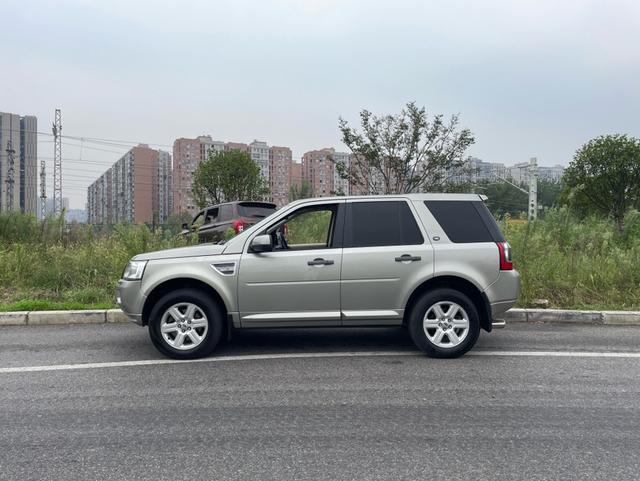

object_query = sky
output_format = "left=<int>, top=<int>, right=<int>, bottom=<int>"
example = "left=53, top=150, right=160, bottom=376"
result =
left=1, top=0, right=639, bottom=208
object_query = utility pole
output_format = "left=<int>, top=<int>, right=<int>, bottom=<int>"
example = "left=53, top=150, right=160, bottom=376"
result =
left=5, top=140, right=16, bottom=211
left=40, top=160, right=47, bottom=219
left=52, top=109, right=63, bottom=215
left=492, top=157, right=539, bottom=221
left=528, top=157, right=538, bottom=220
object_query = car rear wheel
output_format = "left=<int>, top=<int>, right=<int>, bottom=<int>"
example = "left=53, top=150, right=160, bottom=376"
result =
left=148, top=289, right=223, bottom=359
left=408, top=288, right=480, bottom=358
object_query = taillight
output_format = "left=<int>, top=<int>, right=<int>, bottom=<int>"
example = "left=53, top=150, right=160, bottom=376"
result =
left=496, top=241, right=513, bottom=270
left=233, top=219, right=244, bottom=234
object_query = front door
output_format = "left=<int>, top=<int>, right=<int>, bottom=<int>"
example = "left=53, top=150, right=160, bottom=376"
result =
left=237, top=200, right=345, bottom=327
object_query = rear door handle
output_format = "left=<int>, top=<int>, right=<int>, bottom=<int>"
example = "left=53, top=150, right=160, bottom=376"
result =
left=395, top=254, right=421, bottom=262
left=308, top=258, right=334, bottom=266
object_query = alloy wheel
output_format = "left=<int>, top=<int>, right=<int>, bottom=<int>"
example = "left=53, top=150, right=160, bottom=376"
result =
left=160, top=302, right=209, bottom=351
left=423, top=301, right=470, bottom=348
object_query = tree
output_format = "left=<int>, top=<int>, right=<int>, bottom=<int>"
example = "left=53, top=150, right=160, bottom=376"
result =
left=192, top=150, right=268, bottom=208
left=334, top=102, right=475, bottom=194
left=289, top=180, right=313, bottom=202
left=164, top=211, right=193, bottom=235
left=563, top=134, right=640, bottom=232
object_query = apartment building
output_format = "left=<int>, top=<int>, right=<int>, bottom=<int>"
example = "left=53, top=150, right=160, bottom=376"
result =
left=172, top=136, right=298, bottom=212
left=331, top=151, right=351, bottom=195
left=249, top=140, right=270, bottom=183
left=0, top=112, right=38, bottom=214
left=269, top=146, right=292, bottom=206
left=301, top=148, right=336, bottom=197
left=172, top=137, right=202, bottom=215
left=300, top=148, right=353, bottom=197
left=291, top=162, right=303, bottom=190
left=448, top=157, right=507, bottom=184
left=87, top=145, right=172, bottom=224
left=156, top=150, right=173, bottom=223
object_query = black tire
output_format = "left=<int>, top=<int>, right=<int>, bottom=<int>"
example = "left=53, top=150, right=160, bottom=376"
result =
left=148, top=288, right=223, bottom=359
left=408, top=288, right=480, bottom=358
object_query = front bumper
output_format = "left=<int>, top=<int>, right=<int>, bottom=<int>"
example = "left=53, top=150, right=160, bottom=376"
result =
left=116, top=279, right=146, bottom=326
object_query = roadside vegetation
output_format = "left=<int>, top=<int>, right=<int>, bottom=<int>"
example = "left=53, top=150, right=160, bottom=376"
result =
left=1, top=207, right=639, bottom=311
left=0, top=212, right=193, bottom=311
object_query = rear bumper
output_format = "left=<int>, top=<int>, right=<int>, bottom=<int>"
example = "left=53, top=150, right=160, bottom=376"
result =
left=484, top=270, right=520, bottom=319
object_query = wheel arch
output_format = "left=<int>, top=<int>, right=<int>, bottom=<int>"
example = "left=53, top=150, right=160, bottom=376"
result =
left=403, top=275, right=493, bottom=332
left=142, top=278, right=230, bottom=334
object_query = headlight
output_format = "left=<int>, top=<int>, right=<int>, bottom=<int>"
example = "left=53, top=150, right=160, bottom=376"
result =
left=122, top=260, right=147, bottom=280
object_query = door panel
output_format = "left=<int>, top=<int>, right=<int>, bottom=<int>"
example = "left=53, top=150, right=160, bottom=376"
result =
left=238, top=249, right=342, bottom=327
left=340, top=200, right=434, bottom=325
left=237, top=201, right=345, bottom=327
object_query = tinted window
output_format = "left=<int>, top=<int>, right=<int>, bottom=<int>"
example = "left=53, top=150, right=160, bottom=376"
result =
left=238, top=202, right=277, bottom=218
left=345, top=201, right=423, bottom=248
left=204, top=208, right=218, bottom=225
left=218, top=204, right=234, bottom=221
left=425, top=200, right=504, bottom=243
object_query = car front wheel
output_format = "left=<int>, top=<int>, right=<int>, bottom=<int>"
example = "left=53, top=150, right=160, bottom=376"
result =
left=148, top=289, right=223, bottom=359
left=408, top=288, right=480, bottom=358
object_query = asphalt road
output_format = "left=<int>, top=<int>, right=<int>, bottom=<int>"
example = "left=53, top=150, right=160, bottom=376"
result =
left=1, top=322, right=640, bottom=481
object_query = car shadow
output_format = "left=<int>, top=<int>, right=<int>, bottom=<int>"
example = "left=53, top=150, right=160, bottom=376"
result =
left=217, top=326, right=419, bottom=356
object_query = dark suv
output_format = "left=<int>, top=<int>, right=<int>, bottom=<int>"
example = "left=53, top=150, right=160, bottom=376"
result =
left=184, top=201, right=277, bottom=243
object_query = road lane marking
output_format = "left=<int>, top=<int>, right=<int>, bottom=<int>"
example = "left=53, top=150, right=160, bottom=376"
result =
left=1, top=349, right=640, bottom=374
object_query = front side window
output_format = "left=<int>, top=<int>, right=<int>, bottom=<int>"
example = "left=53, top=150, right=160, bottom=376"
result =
left=344, top=201, right=423, bottom=248
left=268, top=205, right=338, bottom=250
left=205, top=208, right=219, bottom=225
left=191, top=212, right=205, bottom=228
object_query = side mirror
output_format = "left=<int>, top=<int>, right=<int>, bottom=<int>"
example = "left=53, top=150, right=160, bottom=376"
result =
left=250, top=234, right=273, bottom=253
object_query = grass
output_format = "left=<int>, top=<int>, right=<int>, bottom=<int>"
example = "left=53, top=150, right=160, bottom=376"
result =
left=0, top=208, right=639, bottom=312
left=0, top=212, right=193, bottom=311
left=503, top=208, right=640, bottom=310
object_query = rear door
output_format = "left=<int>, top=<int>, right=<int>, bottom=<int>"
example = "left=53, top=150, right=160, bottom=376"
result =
left=340, top=199, right=433, bottom=325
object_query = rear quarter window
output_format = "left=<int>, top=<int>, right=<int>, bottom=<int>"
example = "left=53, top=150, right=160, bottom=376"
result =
left=424, top=200, right=505, bottom=243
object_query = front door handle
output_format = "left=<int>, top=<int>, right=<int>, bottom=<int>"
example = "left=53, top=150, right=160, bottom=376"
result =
left=308, top=258, right=334, bottom=266
left=395, top=254, right=421, bottom=262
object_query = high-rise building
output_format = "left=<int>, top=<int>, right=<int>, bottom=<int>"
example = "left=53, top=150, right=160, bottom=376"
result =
left=299, top=148, right=350, bottom=197
left=249, top=140, right=270, bottom=183
left=0, top=112, right=37, bottom=214
left=87, top=145, right=172, bottom=224
left=291, top=162, right=303, bottom=191
left=448, top=157, right=507, bottom=184
left=331, top=151, right=351, bottom=195
left=301, top=148, right=336, bottom=197
left=172, top=137, right=202, bottom=215
left=269, top=146, right=292, bottom=206
left=224, top=142, right=249, bottom=153
left=156, top=150, right=173, bottom=223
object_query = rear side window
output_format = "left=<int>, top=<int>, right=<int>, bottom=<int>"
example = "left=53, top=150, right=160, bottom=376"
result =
left=218, top=204, right=234, bottom=221
left=345, top=201, right=424, bottom=248
left=425, top=200, right=505, bottom=243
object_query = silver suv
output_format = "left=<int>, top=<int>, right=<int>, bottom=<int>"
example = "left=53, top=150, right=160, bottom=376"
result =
left=117, top=194, right=519, bottom=359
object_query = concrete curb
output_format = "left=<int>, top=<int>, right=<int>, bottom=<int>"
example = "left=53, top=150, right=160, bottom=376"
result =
left=0, top=309, right=130, bottom=326
left=504, top=308, right=640, bottom=325
left=0, top=308, right=639, bottom=327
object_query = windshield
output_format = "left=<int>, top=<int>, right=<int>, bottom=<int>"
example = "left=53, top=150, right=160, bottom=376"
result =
left=238, top=202, right=276, bottom=218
